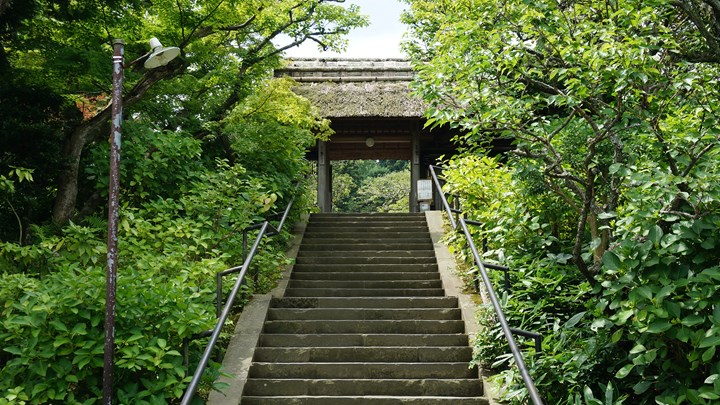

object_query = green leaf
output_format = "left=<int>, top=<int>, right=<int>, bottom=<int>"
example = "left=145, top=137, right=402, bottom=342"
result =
left=603, top=251, right=622, bottom=271
left=583, top=386, right=603, bottom=405
left=699, top=335, right=720, bottom=348
left=629, top=344, right=646, bottom=354
left=630, top=285, right=653, bottom=302
left=70, top=323, right=87, bottom=335
left=53, top=337, right=71, bottom=348
left=605, top=381, right=614, bottom=405
left=50, top=319, right=68, bottom=332
left=648, top=225, right=663, bottom=245
left=682, top=315, right=705, bottom=327
left=699, top=267, right=720, bottom=281
left=702, top=346, right=716, bottom=362
left=564, top=311, right=586, bottom=329
left=614, top=310, right=634, bottom=325
left=30, top=360, right=47, bottom=377
left=3, top=346, right=22, bottom=355
left=31, top=383, right=48, bottom=398
left=615, top=363, right=634, bottom=379
left=701, top=238, right=716, bottom=249
left=126, top=333, right=144, bottom=342
left=609, top=163, right=625, bottom=175
left=656, top=285, right=674, bottom=301
left=633, top=380, right=652, bottom=395
left=645, top=321, right=672, bottom=333
left=699, top=390, right=720, bottom=400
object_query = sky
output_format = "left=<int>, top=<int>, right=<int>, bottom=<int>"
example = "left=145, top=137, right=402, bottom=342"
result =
left=281, top=0, right=408, bottom=58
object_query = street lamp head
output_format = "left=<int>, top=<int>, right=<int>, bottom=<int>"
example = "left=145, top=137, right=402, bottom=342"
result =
left=144, top=37, right=181, bottom=69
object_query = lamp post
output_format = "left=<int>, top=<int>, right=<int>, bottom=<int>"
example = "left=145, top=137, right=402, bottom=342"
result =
left=103, top=37, right=180, bottom=405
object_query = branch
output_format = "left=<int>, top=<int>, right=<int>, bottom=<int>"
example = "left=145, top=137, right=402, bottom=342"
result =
left=681, top=137, right=718, bottom=177
left=176, top=0, right=186, bottom=44
left=571, top=177, right=598, bottom=286
left=659, top=209, right=699, bottom=219
left=672, top=0, right=720, bottom=62
left=275, top=27, right=349, bottom=53
left=547, top=110, right=576, bottom=142
left=545, top=179, right=582, bottom=214
left=652, top=124, right=681, bottom=176
left=5, top=198, right=23, bottom=244
left=181, top=0, right=237, bottom=47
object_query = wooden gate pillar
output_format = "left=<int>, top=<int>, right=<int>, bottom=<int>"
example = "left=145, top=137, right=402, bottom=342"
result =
left=317, top=140, right=332, bottom=212
left=410, top=132, right=420, bottom=213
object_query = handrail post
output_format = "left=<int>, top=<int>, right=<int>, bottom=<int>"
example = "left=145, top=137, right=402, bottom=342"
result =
left=216, top=273, right=223, bottom=319
left=242, top=229, right=248, bottom=263
left=510, top=328, right=543, bottom=353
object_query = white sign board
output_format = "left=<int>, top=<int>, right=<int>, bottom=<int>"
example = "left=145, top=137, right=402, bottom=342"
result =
left=418, top=179, right=433, bottom=201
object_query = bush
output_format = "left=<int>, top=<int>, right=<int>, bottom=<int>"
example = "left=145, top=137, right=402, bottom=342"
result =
left=441, top=151, right=720, bottom=404
left=0, top=158, right=307, bottom=403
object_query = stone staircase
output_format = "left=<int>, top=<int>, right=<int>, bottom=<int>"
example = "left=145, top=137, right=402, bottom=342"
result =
left=240, top=213, right=487, bottom=404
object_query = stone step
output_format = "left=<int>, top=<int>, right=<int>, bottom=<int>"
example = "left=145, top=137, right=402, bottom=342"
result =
left=291, top=272, right=440, bottom=281
left=271, top=297, right=459, bottom=309
left=303, top=237, right=432, bottom=243
left=257, top=334, right=469, bottom=347
left=301, top=240, right=432, bottom=246
left=296, top=250, right=436, bottom=258
left=234, top=213, right=488, bottom=404
left=253, top=346, right=472, bottom=363
left=292, top=264, right=438, bottom=272
left=267, top=308, right=461, bottom=321
left=310, top=213, right=426, bottom=218
left=241, top=396, right=487, bottom=404
left=308, top=215, right=427, bottom=220
left=283, top=288, right=445, bottom=297
left=296, top=258, right=436, bottom=266
left=263, top=320, right=465, bottom=334
left=299, top=243, right=433, bottom=251
left=303, top=232, right=431, bottom=240
left=287, top=279, right=443, bottom=289
left=247, top=362, right=478, bottom=379
left=300, top=241, right=433, bottom=252
left=243, top=378, right=484, bottom=397
left=305, top=225, right=429, bottom=232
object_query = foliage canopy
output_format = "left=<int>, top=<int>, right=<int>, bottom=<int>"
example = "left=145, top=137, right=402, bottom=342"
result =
left=1, top=0, right=368, bottom=402
left=403, top=0, right=720, bottom=403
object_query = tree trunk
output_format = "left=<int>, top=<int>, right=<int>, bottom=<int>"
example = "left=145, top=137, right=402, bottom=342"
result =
left=51, top=64, right=184, bottom=226
left=52, top=110, right=110, bottom=225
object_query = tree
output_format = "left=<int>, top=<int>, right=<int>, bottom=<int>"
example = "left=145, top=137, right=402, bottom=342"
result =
left=331, top=160, right=409, bottom=212
left=402, top=0, right=720, bottom=402
left=356, top=170, right=410, bottom=213
left=0, top=0, right=367, bottom=227
left=0, top=77, right=336, bottom=405
left=402, top=0, right=720, bottom=284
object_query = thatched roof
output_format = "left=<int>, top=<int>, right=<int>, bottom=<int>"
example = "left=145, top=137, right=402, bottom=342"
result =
left=275, top=58, right=427, bottom=118
left=292, top=81, right=426, bottom=118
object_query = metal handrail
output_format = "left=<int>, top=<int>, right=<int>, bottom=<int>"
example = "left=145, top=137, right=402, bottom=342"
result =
left=218, top=198, right=295, bottom=318
left=429, top=165, right=544, bottom=405
left=180, top=194, right=296, bottom=404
